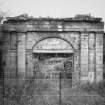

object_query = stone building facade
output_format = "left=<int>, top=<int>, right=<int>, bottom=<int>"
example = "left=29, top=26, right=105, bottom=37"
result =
left=1, top=15, right=104, bottom=85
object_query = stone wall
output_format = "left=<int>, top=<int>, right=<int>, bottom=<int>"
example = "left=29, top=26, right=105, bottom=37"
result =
left=2, top=15, right=104, bottom=84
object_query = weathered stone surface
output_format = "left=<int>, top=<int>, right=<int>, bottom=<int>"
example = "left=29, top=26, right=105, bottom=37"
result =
left=81, top=33, right=88, bottom=49
left=80, top=33, right=89, bottom=80
left=96, top=64, right=103, bottom=82
left=96, top=33, right=103, bottom=49
left=9, top=51, right=17, bottom=78
left=89, top=50, right=95, bottom=72
left=10, top=33, right=17, bottom=49
left=89, top=33, right=95, bottom=50
left=80, top=76, right=88, bottom=82
left=3, top=50, right=17, bottom=78
left=3, top=51, right=11, bottom=78
left=61, top=32, right=80, bottom=50
left=26, top=51, right=34, bottom=77
left=1, top=15, right=104, bottom=85
left=95, top=33, right=103, bottom=82
left=96, top=51, right=103, bottom=64
left=73, top=51, right=80, bottom=85
left=2, top=33, right=10, bottom=49
left=3, top=17, right=104, bottom=32
left=26, top=33, right=38, bottom=49
left=17, top=33, right=26, bottom=78
left=80, top=64, right=88, bottom=76
left=88, top=72, right=95, bottom=83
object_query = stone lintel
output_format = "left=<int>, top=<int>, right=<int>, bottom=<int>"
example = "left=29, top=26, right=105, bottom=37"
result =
left=2, top=21, right=104, bottom=33
left=2, top=25, right=104, bottom=33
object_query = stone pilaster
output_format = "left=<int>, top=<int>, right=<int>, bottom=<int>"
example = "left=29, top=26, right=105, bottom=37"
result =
left=80, top=32, right=89, bottom=82
left=88, top=33, right=95, bottom=83
left=17, top=33, right=26, bottom=78
left=95, top=33, right=103, bottom=82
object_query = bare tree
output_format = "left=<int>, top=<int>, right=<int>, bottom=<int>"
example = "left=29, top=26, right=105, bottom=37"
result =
left=0, top=1, right=10, bottom=23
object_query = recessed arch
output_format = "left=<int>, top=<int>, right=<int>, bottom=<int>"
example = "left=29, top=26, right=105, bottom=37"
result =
left=32, top=37, right=74, bottom=53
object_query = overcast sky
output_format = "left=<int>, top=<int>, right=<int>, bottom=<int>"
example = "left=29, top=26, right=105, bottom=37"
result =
left=0, top=0, right=105, bottom=22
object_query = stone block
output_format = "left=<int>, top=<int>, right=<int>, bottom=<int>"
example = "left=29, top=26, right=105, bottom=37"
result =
left=3, top=33, right=10, bottom=49
left=89, top=33, right=95, bottom=49
left=96, top=50, right=103, bottom=64
left=89, top=64, right=94, bottom=72
left=62, top=32, right=80, bottom=50
left=10, top=33, right=17, bottom=49
left=74, top=51, right=80, bottom=65
left=73, top=64, right=80, bottom=84
left=89, top=50, right=95, bottom=72
left=64, top=22, right=104, bottom=32
left=26, top=51, right=34, bottom=78
left=3, top=51, right=17, bottom=78
left=4, top=52, right=11, bottom=77
left=9, top=51, right=17, bottom=77
left=81, top=64, right=88, bottom=76
left=89, top=50, right=94, bottom=63
left=80, top=76, right=88, bottom=82
left=26, top=32, right=40, bottom=49
left=57, top=23, right=62, bottom=31
left=26, top=33, right=34, bottom=49
left=70, top=32, right=80, bottom=49
left=96, top=33, right=103, bottom=49
left=81, top=33, right=88, bottom=49
left=81, top=49, right=88, bottom=64
left=81, top=55, right=88, bottom=64
left=88, top=72, right=95, bottom=83
left=96, top=64, right=103, bottom=82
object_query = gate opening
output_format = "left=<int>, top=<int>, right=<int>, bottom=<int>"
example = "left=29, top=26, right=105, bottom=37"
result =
left=33, top=53, right=73, bottom=80
left=33, top=53, right=73, bottom=104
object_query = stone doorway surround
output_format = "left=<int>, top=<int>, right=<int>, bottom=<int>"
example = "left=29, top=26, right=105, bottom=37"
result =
left=32, top=37, right=74, bottom=82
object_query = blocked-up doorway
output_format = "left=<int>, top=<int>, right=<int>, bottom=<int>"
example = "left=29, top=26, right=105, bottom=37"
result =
left=33, top=53, right=73, bottom=105
left=33, top=53, right=73, bottom=79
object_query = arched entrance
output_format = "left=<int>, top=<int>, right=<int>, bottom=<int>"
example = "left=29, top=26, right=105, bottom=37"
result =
left=32, top=38, right=74, bottom=105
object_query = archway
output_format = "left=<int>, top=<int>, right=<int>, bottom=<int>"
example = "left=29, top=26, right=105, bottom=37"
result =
left=32, top=37, right=74, bottom=78
left=32, top=38, right=74, bottom=104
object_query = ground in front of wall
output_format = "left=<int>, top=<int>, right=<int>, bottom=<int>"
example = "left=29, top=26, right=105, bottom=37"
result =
left=2, top=78, right=105, bottom=105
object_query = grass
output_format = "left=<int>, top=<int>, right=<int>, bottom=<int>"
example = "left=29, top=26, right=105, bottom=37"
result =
left=78, top=80, right=105, bottom=97
left=2, top=78, right=105, bottom=105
